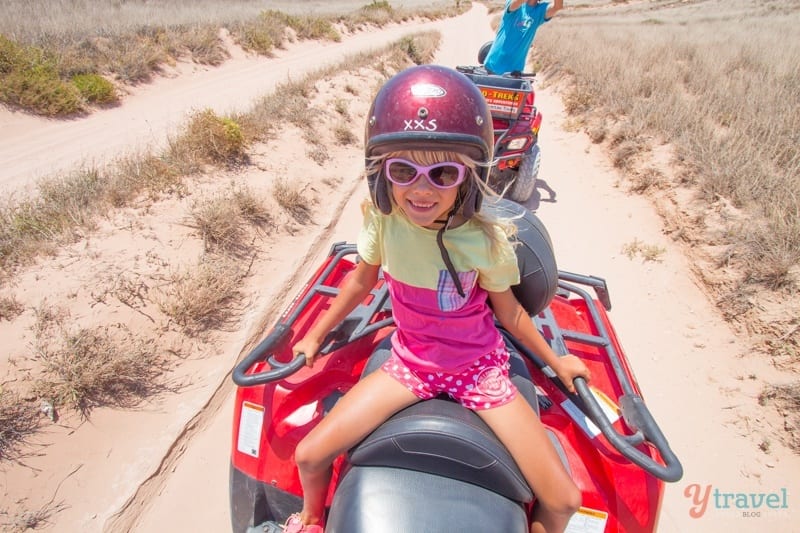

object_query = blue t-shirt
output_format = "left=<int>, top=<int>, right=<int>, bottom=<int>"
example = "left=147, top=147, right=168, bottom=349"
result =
left=485, top=1, right=550, bottom=75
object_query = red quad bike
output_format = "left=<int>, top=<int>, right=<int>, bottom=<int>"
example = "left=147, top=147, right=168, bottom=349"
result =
left=229, top=199, right=683, bottom=533
left=455, top=42, right=543, bottom=204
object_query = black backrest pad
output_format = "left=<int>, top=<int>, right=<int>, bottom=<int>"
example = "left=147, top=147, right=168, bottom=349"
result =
left=348, top=397, right=534, bottom=503
left=482, top=198, right=558, bottom=316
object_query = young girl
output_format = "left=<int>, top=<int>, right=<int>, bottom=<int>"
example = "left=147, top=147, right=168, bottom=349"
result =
left=285, top=64, right=589, bottom=533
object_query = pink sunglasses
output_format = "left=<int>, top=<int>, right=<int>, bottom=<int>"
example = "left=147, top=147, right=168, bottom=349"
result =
left=384, top=158, right=467, bottom=190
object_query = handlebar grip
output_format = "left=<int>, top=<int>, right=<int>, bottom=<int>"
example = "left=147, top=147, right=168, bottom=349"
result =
left=232, top=324, right=307, bottom=386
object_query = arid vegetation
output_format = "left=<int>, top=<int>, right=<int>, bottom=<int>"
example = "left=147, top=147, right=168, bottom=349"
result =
left=530, top=0, right=800, bottom=442
left=0, top=0, right=463, bottom=116
left=0, top=20, right=438, bottom=527
left=1, top=0, right=799, bottom=527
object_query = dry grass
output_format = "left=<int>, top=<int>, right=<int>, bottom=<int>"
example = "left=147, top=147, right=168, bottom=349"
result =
left=759, top=383, right=800, bottom=451
left=173, top=109, right=249, bottom=167
left=158, top=256, right=244, bottom=335
left=333, top=123, right=358, bottom=146
left=0, top=0, right=462, bottom=116
left=0, top=390, right=41, bottom=461
left=187, top=184, right=272, bottom=254
left=0, top=294, right=24, bottom=321
left=0, top=500, right=67, bottom=532
left=30, top=304, right=165, bottom=417
left=110, top=154, right=186, bottom=204
left=272, top=178, right=313, bottom=223
left=0, top=168, right=106, bottom=275
left=621, top=239, right=666, bottom=263
left=533, top=0, right=800, bottom=363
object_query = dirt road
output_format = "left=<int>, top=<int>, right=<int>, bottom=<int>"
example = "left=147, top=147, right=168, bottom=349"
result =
left=122, top=8, right=800, bottom=533
left=0, top=9, right=463, bottom=197
left=2, top=4, right=798, bottom=533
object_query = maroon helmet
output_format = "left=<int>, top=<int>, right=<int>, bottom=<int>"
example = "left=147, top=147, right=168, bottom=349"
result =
left=365, top=65, right=494, bottom=218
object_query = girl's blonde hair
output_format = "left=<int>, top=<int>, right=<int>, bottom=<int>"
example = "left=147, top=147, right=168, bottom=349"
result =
left=365, top=150, right=519, bottom=259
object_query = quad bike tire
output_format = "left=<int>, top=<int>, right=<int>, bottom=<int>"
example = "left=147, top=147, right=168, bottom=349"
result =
left=509, top=144, right=541, bottom=203
left=478, top=41, right=493, bottom=65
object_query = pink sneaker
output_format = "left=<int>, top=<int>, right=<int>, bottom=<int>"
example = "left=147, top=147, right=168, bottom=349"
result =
left=283, top=513, right=323, bottom=533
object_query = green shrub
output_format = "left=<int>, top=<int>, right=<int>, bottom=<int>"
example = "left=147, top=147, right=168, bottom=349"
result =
left=0, top=35, right=21, bottom=74
left=2, top=69, right=83, bottom=116
left=0, top=36, right=84, bottom=116
left=72, top=73, right=118, bottom=105
left=181, top=109, right=248, bottom=165
left=234, top=10, right=293, bottom=54
left=288, top=16, right=341, bottom=41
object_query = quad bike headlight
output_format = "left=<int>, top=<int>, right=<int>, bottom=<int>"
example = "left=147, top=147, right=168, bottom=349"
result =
left=506, top=137, right=528, bottom=151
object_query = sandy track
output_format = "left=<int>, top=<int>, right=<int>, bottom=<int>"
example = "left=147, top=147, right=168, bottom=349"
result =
left=0, top=15, right=451, bottom=197
left=121, top=8, right=800, bottom=533
left=2, top=4, right=798, bottom=533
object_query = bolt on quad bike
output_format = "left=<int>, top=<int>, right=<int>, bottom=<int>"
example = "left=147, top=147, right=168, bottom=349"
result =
left=456, top=41, right=543, bottom=204
left=229, top=199, right=683, bottom=533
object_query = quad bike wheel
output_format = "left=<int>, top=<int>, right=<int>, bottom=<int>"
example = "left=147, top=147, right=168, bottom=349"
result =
left=478, top=41, right=493, bottom=65
left=509, top=144, right=541, bottom=203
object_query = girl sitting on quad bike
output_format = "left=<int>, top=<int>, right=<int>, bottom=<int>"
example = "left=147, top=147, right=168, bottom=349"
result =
left=285, top=65, right=590, bottom=533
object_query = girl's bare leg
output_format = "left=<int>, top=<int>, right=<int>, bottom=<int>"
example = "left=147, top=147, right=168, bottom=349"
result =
left=477, top=395, right=581, bottom=533
left=293, top=369, right=419, bottom=525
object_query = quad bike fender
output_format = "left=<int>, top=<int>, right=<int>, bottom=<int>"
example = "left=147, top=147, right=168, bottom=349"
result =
left=531, top=110, right=542, bottom=136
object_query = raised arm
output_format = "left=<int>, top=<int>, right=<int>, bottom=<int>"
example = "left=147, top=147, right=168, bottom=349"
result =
left=508, top=0, right=526, bottom=12
left=545, top=0, right=564, bottom=19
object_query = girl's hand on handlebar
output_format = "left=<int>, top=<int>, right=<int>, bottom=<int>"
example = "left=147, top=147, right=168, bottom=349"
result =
left=292, top=337, right=322, bottom=367
left=554, top=354, right=591, bottom=393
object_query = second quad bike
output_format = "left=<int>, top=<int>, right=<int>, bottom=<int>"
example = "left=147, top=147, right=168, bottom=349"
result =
left=457, top=41, right=543, bottom=204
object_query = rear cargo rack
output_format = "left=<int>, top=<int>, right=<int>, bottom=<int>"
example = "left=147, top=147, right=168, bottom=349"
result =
left=458, top=68, right=533, bottom=120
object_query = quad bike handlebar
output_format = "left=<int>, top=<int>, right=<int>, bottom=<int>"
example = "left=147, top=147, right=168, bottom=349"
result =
left=505, top=332, right=683, bottom=484
left=232, top=243, right=392, bottom=387
left=231, top=323, right=307, bottom=386
left=573, top=377, right=684, bottom=482
left=507, top=272, right=683, bottom=483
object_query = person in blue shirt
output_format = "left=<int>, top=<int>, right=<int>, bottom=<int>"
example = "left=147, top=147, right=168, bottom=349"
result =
left=484, top=0, right=564, bottom=75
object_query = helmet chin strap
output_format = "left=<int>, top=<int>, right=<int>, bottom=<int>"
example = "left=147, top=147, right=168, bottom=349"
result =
left=435, top=206, right=465, bottom=298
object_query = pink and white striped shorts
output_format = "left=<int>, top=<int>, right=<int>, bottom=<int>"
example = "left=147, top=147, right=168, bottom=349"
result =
left=381, top=346, right=518, bottom=410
